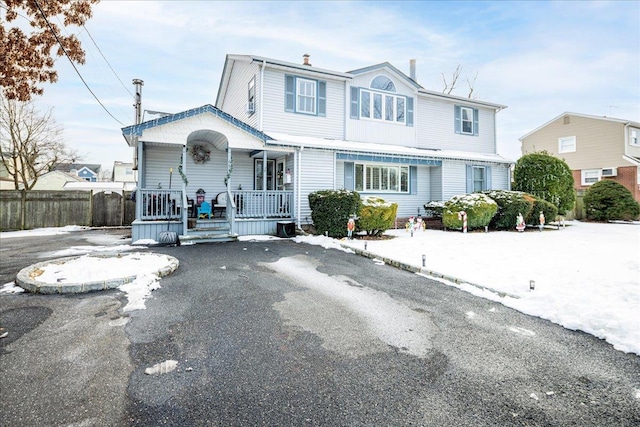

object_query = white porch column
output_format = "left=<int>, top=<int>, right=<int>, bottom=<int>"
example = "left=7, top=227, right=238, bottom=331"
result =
left=181, top=144, right=188, bottom=236
left=262, top=150, right=267, bottom=217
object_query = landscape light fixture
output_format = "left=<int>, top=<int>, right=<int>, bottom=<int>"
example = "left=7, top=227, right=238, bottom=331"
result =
left=529, top=280, right=536, bottom=291
left=422, top=254, right=426, bottom=267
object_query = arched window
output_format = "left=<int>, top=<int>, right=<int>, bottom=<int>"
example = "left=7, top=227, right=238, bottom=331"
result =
left=370, top=75, right=396, bottom=92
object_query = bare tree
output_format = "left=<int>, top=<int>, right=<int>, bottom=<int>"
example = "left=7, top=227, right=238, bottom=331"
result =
left=441, top=64, right=462, bottom=95
left=1, top=0, right=98, bottom=101
left=0, top=95, right=80, bottom=189
left=442, top=64, right=478, bottom=99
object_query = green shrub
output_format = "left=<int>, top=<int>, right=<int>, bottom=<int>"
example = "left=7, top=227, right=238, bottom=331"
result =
left=423, top=201, right=444, bottom=219
left=442, top=193, right=497, bottom=231
left=526, top=196, right=558, bottom=226
left=482, top=190, right=534, bottom=230
left=583, top=180, right=640, bottom=221
left=308, top=190, right=361, bottom=238
left=358, top=196, right=398, bottom=236
left=513, top=151, right=576, bottom=213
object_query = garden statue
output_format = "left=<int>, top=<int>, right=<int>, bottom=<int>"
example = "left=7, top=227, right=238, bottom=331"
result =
left=406, top=216, right=415, bottom=232
left=539, top=211, right=545, bottom=231
left=347, top=217, right=355, bottom=240
left=516, top=213, right=525, bottom=232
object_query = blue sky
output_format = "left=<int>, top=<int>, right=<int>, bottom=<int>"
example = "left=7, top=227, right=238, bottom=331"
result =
left=11, top=0, right=639, bottom=173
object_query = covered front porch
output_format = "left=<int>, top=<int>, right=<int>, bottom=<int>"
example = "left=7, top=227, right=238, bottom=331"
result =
left=122, top=105, right=298, bottom=244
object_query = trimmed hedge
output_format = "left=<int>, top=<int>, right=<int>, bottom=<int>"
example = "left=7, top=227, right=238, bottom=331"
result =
left=442, top=193, right=497, bottom=231
left=483, top=190, right=534, bottom=230
left=513, top=151, right=576, bottom=213
left=583, top=180, right=640, bottom=221
left=308, top=190, right=361, bottom=238
left=358, top=196, right=398, bottom=236
left=526, top=196, right=558, bottom=226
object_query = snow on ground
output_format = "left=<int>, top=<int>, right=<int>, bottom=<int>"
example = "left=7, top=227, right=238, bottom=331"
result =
left=1, top=222, right=638, bottom=356
left=0, top=225, right=89, bottom=238
left=298, top=221, right=640, bottom=356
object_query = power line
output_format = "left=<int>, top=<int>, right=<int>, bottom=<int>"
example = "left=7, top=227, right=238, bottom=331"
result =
left=81, top=24, right=134, bottom=98
left=31, top=0, right=126, bottom=126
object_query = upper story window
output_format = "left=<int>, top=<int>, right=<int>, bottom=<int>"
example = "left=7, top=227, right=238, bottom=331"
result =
left=558, top=136, right=576, bottom=153
left=630, top=129, right=639, bottom=146
left=454, top=105, right=478, bottom=136
left=297, top=78, right=316, bottom=114
left=284, top=75, right=326, bottom=116
left=371, top=75, right=396, bottom=92
left=247, top=77, right=256, bottom=114
left=356, top=75, right=407, bottom=125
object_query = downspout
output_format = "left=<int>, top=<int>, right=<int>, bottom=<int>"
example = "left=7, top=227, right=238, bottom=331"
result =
left=259, top=60, right=266, bottom=131
left=296, top=147, right=303, bottom=230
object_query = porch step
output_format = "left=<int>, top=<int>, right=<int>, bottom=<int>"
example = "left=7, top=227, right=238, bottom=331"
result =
left=179, top=233, right=237, bottom=244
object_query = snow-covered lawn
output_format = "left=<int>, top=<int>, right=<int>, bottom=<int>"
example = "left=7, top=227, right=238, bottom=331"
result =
left=299, top=221, right=640, bottom=356
left=1, top=221, right=638, bottom=356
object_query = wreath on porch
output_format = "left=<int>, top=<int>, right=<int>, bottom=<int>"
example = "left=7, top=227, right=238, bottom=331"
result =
left=191, top=144, right=211, bottom=164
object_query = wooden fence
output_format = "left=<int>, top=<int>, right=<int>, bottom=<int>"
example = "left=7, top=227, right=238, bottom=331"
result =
left=0, top=190, right=135, bottom=231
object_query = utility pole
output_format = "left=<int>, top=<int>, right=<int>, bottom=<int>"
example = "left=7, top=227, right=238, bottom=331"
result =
left=132, top=79, right=144, bottom=170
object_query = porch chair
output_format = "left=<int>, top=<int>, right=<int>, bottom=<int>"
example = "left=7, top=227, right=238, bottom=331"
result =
left=197, top=201, right=213, bottom=219
left=213, top=192, right=226, bottom=217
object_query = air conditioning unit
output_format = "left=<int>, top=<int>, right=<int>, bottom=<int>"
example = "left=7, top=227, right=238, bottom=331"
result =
left=245, top=102, right=255, bottom=114
left=601, top=167, right=617, bottom=177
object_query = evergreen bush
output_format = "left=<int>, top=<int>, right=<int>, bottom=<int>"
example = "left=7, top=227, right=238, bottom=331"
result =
left=442, top=193, right=497, bottom=231
left=482, top=190, right=533, bottom=230
left=513, top=151, right=576, bottom=213
left=358, top=196, right=398, bottom=236
left=308, top=190, right=361, bottom=238
left=583, top=180, right=640, bottom=221
left=526, top=196, right=558, bottom=226
left=423, top=200, right=444, bottom=218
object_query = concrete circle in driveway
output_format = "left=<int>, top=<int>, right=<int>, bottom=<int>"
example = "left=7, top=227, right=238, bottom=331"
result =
left=15, top=252, right=179, bottom=294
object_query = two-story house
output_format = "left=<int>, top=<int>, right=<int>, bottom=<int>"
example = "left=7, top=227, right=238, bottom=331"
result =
left=111, top=161, right=137, bottom=184
left=520, top=112, right=640, bottom=204
left=122, top=54, right=513, bottom=243
left=54, top=163, right=101, bottom=182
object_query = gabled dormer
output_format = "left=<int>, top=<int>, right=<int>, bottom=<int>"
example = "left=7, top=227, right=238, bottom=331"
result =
left=346, top=63, right=420, bottom=145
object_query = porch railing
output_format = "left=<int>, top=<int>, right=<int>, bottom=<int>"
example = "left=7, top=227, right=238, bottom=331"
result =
left=137, top=189, right=293, bottom=221
left=233, top=190, right=293, bottom=219
left=139, top=189, right=183, bottom=220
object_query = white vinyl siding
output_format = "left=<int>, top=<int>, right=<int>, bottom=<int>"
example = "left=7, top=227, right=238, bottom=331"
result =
left=416, top=99, right=496, bottom=153
left=216, top=60, right=261, bottom=128
left=262, top=69, right=343, bottom=139
left=298, top=149, right=335, bottom=222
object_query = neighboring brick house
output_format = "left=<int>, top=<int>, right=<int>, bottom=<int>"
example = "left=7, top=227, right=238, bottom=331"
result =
left=519, top=112, right=640, bottom=203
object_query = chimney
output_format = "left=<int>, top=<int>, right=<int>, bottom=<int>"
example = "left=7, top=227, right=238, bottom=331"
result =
left=409, top=59, right=416, bottom=81
left=303, top=54, right=311, bottom=66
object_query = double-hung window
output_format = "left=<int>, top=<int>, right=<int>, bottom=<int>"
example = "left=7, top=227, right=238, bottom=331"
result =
left=558, top=136, right=576, bottom=153
left=284, top=75, right=326, bottom=116
left=354, top=163, right=409, bottom=193
left=297, top=78, right=316, bottom=114
left=454, top=105, right=479, bottom=136
left=582, top=169, right=600, bottom=185
left=630, top=129, right=639, bottom=146
left=466, top=165, right=492, bottom=192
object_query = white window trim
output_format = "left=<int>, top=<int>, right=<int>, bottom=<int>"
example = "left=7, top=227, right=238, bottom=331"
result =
left=630, top=129, right=639, bottom=147
left=355, top=163, right=409, bottom=193
left=296, top=78, right=316, bottom=115
left=558, top=136, right=576, bottom=153
left=581, top=169, right=601, bottom=186
left=359, top=89, right=406, bottom=125
left=460, top=106, right=474, bottom=135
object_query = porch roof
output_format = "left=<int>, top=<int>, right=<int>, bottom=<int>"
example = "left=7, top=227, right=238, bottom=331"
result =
left=121, top=104, right=274, bottom=149
left=266, top=132, right=515, bottom=165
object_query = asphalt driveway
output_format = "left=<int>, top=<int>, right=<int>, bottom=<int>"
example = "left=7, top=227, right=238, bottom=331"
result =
left=1, top=228, right=639, bottom=426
